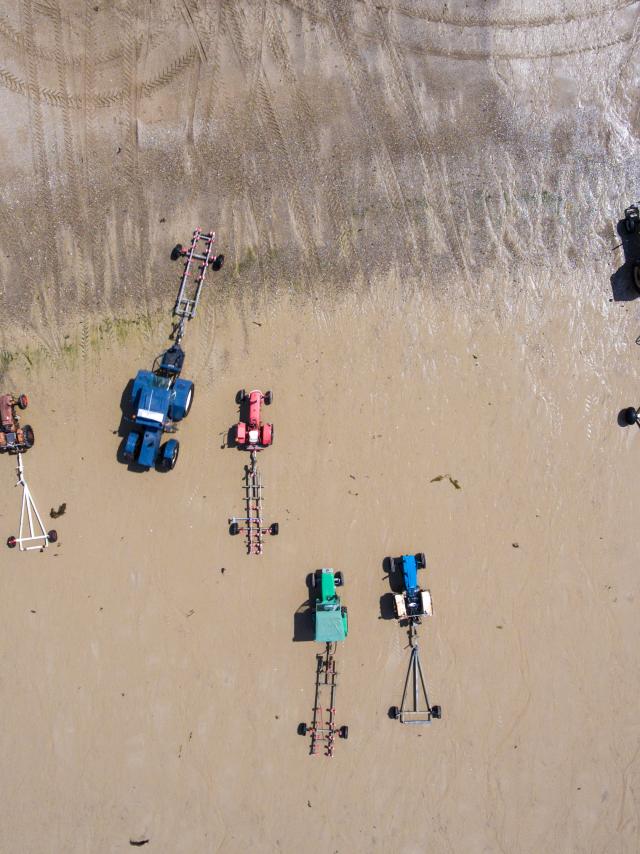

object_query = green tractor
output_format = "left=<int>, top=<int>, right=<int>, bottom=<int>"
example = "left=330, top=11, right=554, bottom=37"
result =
left=309, top=568, right=348, bottom=643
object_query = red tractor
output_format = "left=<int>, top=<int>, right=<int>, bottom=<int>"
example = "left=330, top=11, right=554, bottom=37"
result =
left=0, top=394, right=33, bottom=454
left=235, top=389, right=273, bottom=450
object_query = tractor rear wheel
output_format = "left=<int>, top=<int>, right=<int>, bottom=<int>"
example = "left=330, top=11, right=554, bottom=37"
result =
left=416, top=552, right=426, bottom=569
left=297, top=723, right=307, bottom=736
left=211, top=254, right=225, bottom=271
left=431, top=705, right=442, bottom=719
left=339, top=725, right=349, bottom=739
left=18, top=394, right=28, bottom=410
left=48, top=530, right=58, bottom=544
left=24, top=425, right=34, bottom=448
left=170, top=244, right=183, bottom=260
left=625, top=407, right=638, bottom=425
left=184, top=384, right=194, bottom=417
left=334, top=571, right=344, bottom=586
left=230, top=522, right=239, bottom=535
left=6, top=536, right=16, bottom=549
left=169, top=442, right=180, bottom=470
left=265, top=390, right=273, bottom=405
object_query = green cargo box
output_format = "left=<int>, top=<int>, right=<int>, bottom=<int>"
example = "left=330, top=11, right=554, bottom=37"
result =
left=315, top=603, right=348, bottom=642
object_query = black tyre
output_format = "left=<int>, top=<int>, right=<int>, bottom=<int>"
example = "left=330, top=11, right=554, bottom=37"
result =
left=18, top=394, right=28, bottom=410
left=170, top=244, right=183, bottom=260
left=265, top=390, right=273, bottom=405
left=47, top=530, right=58, bottom=544
left=184, top=384, right=194, bottom=417
left=7, top=536, right=16, bottom=549
left=334, top=571, right=344, bottom=586
left=633, top=262, right=640, bottom=293
left=24, top=425, right=34, bottom=448
left=625, top=407, right=638, bottom=425
left=626, top=218, right=637, bottom=234
left=310, top=572, right=317, bottom=589
left=297, top=723, right=307, bottom=736
left=211, top=254, right=225, bottom=271
left=168, top=442, right=180, bottom=470
left=431, top=705, right=442, bottom=720
left=415, top=552, right=426, bottom=570
left=270, top=522, right=279, bottom=535
left=230, top=522, right=239, bottom=535
left=339, top=725, right=349, bottom=739
left=236, top=389, right=246, bottom=404
left=389, top=706, right=399, bottom=720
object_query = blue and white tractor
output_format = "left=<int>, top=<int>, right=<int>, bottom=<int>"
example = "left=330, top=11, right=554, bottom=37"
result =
left=390, top=552, right=433, bottom=624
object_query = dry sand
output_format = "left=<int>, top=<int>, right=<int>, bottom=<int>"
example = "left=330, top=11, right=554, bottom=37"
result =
left=1, top=1, right=640, bottom=852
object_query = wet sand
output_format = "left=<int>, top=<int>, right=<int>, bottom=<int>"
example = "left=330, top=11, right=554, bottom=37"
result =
left=1, top=1, right=640, bottom=852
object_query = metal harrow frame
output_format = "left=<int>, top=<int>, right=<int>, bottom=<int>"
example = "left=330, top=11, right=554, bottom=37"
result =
left=7, top=453, right=57, bottom=552
left=390, top=624, right=441, bottom=725
left=299, top=643, right=348, bottom=757
left=229, top=451, right=278, bottom=555
left=171, top=228, right=221, bottom=343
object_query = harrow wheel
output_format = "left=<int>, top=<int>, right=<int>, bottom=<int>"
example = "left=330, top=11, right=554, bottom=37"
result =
left=6, top=536, right=17, bottom=549
left=47, top=530, right=58, bottom=544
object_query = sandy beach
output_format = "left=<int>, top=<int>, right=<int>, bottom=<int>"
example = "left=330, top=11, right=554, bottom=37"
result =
left=1, top=2, right=640, bottom=852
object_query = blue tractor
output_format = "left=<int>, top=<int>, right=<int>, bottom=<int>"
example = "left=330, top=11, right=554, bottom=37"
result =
left=390, top=552, right=433, bottom=624
left=122, top=343, right=193, bottom=471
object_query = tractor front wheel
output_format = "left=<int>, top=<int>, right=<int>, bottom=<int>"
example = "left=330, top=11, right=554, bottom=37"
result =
left=236, top=389, right=246, bottom=404
left=265, top=390, right=273, bottom=405
left=18, top=394, right=28, bottom=410
left=415, top=552, right=426, bottom=570
left=334, top=571, right=344, bottom=586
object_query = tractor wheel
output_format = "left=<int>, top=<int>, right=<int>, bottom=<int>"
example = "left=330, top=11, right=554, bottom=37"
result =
left=170, top=244, right=183, bottom=261
left=18, top=394, right=28, bottom=410
left=6, top=536, right=16, bottom=549
left=626, top=217, right=637, bottom=234
left=633, top=262, right=640, bottom=293
left=297, top=723, right=308, bottom=736
left=24, top=425, right=34, bottom=448
left=270, top=522, right=279, bottom=536
left=236, top=389, right=246, bottom=404
left=389, top=706, right=399, bottom=720
left=265, top=390, right=273, bottom=405
left=47, top=530, right=58, bottom=544
left=625, top=407, right=638, bottom=426
left=310, top=572, right=317, bottom=589
left=211, top=254, right=225, bottom=271
left=184, top=384, right=194, bottom=417
left=431, top=705, right=442, bottom=720
left=230, top=522, right=239, bottom=535
left=339, top=725, right=349, bottom=739
left=169, top=441, right=180, bottom=470
left=416, top=552, right=426, bottom=569
left=334, top=571, right=344, bottom=586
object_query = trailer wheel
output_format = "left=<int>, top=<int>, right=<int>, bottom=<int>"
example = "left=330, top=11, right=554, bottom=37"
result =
left=388, top=706, right=399, bottom=720
left=170, top=244, right=183, bottom=260
left=7, top=536, right=16, bottom=549
left=270, top=522, right=279, bottom=536
left=211, top=253, right=225, bottom=271
left=339, top=725, right=349, bottom=739
left=431, top=705, right=442, bottom=720
left=625, top=407, right=638, bottom=425
left=23, top=425, right=34, bottom=448
left=47, top=530, right=58, bottom=544
left=236, top=389, right=246, bottom=404
left=230, top=522, right=239, bottom=535
left=334, top=571, right=344, bottom=586
left=18, top=394, right=28, bottom=410
left=297, top=723, right=307, bottom=736
left=265, top=390, right=273, bottom=405
left=415, top=552, right=426, bottom=569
